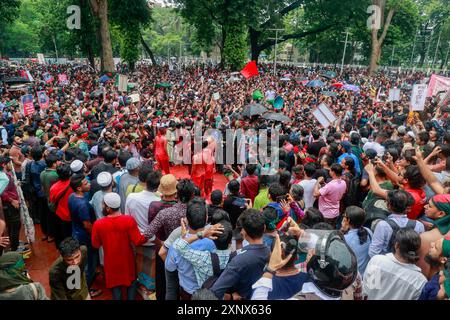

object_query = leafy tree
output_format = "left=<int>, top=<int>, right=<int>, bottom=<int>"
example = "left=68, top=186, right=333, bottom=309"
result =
left=223, top=24, right=247, bottom=70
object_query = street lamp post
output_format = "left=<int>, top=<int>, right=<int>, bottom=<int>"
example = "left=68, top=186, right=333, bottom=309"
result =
left=268, top=28, right=284, bottom=76
left=340, top=30, right=351, bottom=75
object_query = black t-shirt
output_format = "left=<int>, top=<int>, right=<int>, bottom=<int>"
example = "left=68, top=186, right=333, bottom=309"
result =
left=393, top=113, right=407, bottom=126
left=223, top=195, right=246, bottom=229
left=307, top=140, right=326, bottom=158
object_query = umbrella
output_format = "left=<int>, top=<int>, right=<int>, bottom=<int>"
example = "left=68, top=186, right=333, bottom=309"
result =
left=3, top=77, right=31, bottom=85
left=99, top=74, right=111, bottom=83
left=283, top=73, right=293, bottom=78
left=252, top=90, right=264, bottom=100
left=321, top=91, right=338, bottom=97
left=306, top=80, right=325, bottom=88
left=331, top=82, right=344, bottom=88
left=263, top=112, right=291, bottom=123
left=155, top=82, right=172, bottom=88
left=321, top=71, right=336, bottom=79
left=242, top=103, right=267, bottom=118
left=343, top=84, right=360, bottom=92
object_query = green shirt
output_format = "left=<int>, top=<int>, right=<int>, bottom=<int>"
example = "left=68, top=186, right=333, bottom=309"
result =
left=253, top=188, right=270, bottom=210
left=40, top=169, right=59, bottom=200
left=49, top=246, right=89, bottom=300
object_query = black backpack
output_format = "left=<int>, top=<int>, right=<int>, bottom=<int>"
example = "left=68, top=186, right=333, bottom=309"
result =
left=385, top=219, right=417, bottom=253
left=343, top=173, right=361, bottom=208
left=202, top=251, right=237, bottom=289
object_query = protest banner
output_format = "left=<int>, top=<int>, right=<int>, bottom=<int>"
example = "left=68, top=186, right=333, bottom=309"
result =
left=213, top=92, right=220, bottom=100
left=439, top=89, right=450, bottom=107
left=36, top=91, right=49, bottom=110
left=58, top=74, right=69, bottom=85
left=312, top=103, right=337, bottom=128
left=410, top=84, right=428, bottom=111
left=129, top=93, right=140, bottom=103
left=388, top=88, right=401, bottom=102
left=21, top=94, right=35, bottom=116
left=427, top=74, right=450, bottom=97
left=37, top=53, right=45, bottom=64
left=43, top=72, right=54, bottom=84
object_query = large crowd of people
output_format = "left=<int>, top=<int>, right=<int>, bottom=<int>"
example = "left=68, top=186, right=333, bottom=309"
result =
left=0, top=59, right=449, bottom=300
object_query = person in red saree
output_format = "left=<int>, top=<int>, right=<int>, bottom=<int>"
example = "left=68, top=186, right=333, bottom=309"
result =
left=91, top=192, right=147, bottom=300
left=154, top=127, right=170, bottom=174
left=203, top=139, right=216, bottom=198
left=191, top=141, right=206, bottom=196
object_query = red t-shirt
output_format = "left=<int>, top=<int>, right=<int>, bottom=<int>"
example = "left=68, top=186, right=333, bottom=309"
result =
left=240, top=175, right=259, bottom=203
left=49, top=180, right=74, bottom=221
left=404, top=187, right=426, bottom=220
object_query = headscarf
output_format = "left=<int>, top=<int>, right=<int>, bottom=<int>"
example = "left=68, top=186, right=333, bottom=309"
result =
left=0, top=252, right=33, bottom=292
left=431, top=194, right=450, bottom=235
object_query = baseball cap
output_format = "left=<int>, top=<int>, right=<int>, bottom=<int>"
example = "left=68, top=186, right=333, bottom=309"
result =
left=158, top=174, right=178, bottom=196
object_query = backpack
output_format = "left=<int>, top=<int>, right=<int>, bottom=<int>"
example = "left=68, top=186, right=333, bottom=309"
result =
left=202, top=251, right=237, bottom=289
left=385, top=218, right=416, bottom=253
left=343, top=173, right=361, bottom=208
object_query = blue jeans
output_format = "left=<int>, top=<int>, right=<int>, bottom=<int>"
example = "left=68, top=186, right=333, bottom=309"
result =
left=111, top=281, right=139, bottom=300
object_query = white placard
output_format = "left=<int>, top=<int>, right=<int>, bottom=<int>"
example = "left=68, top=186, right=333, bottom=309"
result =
left=129, top=93, right=140, bottom=103
left=213, top=92, right=220, bottom=100
left=410, top=84, right=428, bottom=111
left=388, top=88, right=401, bottom=102
left=313, top=103, right=337, bottom=128
left=117, top=75, right=128, bottom=92
left=37, top=53, right=45, bottom=64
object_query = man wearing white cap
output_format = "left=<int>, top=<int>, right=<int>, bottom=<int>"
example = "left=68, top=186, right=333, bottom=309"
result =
left=125, top=170, right=162, bottom=296
left=92, top=192, right=148, bottom=300
left=90, top=172, right=114, bottom=220
left=118, top=158, right=141, bottom=212
left=70, top=159, right=85, bottom=175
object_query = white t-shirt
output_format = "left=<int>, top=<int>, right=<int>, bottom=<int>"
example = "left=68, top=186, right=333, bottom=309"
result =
left=298, top=179, right=317, bottom=209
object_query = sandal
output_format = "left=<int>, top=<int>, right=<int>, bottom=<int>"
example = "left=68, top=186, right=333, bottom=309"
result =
left=89, top=289, right=103, bottom=298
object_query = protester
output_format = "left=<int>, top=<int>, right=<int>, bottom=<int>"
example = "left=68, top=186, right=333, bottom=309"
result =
left=91, top=193, right=147, bottom=300
left=49, top=237, right=90, bottom=300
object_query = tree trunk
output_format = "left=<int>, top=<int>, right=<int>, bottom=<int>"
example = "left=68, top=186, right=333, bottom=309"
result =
left=249, top=27, right=261, bottom=63
left=87, top=44, right=95, bottom=70
left=140, top=34, right=157, bottom=65
left=89, top=0, right=114, bottom=73
left=219, top=27, right=227, bottom=69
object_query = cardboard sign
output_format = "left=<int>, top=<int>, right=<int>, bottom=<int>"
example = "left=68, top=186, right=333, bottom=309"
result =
left=410, top=84, right=428, bottom=111
left=312, top=103, right=337, bottom=128
left=129, top=93, right=140, bottom=103
left=388, top=88, right=401, bottom=102
left=213, top=92, right=220, bottom=100
left=36, top=91, right=49, bottom=110
left=21, top=94, right=35, bottom=116
left=37, top=53, right=45, bottom=64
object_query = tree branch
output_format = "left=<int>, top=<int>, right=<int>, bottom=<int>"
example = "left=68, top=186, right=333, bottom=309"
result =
left=260, top=0, right=304, bottom=29
left=378, top=7, right=395, bottom=46
left=256, top=23, right=336, bottom=53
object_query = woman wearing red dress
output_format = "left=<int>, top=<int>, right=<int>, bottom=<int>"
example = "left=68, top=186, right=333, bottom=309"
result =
left=154, top=127, right=170, bottom=174
left=91, top=193, right=147, bottom=300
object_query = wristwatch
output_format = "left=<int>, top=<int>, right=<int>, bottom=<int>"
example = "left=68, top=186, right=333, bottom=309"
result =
left=196, top=231, right=204, bottom=239
left=263, top=264, right=276, bottom=276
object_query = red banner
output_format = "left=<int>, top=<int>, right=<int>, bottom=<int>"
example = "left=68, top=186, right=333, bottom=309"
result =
left=240, top=61, right=259, bottom=79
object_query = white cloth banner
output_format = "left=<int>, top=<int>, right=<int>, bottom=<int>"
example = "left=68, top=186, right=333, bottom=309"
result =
left=410, top=84, right=428, bottom=111
left=313, top=103, right=337, bottom=128
left=37, top=53, right=45, bottom=64
left=117, top=75, right=128, bottom=92
left=388, top=88, right=401, bottom=102
left=427, top=74, right=450, bottom=97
